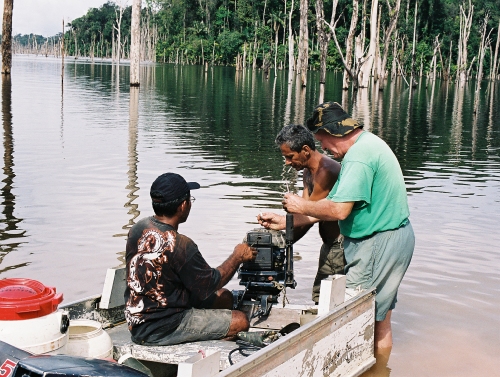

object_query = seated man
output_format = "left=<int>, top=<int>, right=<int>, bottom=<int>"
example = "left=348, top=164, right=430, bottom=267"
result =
left=124, top=172, right=257, bottom=346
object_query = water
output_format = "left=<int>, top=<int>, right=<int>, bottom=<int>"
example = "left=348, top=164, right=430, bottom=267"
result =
left=1, top=56, right=499, bottom=376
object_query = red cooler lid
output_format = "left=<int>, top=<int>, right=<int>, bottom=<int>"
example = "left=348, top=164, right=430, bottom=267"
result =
left=0, top=278, right=63, bottom=320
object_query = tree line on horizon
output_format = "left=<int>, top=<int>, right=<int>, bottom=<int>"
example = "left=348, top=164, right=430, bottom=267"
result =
left=8, top=0, right=500, bottom=89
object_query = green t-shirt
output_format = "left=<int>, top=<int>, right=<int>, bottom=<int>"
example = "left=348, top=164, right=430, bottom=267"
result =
left=326, top=132, right=409, bottom=238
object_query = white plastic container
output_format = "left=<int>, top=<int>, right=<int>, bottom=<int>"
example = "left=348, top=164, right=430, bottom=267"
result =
left=59, top=319, right=113, bottom=359
left=0, top=310, right=69, bottom=354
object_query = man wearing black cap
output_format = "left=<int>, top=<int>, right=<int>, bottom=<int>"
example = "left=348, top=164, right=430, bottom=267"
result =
left=259, top=102, right=414, bottom=350
left=124, top=172, right=257, bottom=346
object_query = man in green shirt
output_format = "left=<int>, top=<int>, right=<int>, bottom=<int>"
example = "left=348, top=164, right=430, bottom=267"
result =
left=259, top=102, right=414, bottom=350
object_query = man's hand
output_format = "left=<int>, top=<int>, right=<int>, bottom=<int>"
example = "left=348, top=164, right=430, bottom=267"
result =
left=216, top=244, right=257, bottom=290
left=283, top=193, right=307, bottom=214
left=233, top=243, right=257, bottom=263
left=257, top=212, right=286, bottom=230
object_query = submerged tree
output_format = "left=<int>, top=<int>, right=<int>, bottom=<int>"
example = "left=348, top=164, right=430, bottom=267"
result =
left=492, top=18, right=500, bottom=80
left=358, top=0, right=380, bottom=88
left=457, top=0, right=474, bottom=86
left=8, top=0, right=500, bottom=92
left=379, top=0, right=401, bottom=90
left=130, top=0, right=141, bottom=86
left=296, top=0, right=309, bottom=87
left=1, top=0, right=13, bottom=74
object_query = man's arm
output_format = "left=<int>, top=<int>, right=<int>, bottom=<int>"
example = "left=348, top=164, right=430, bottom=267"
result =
left=258, top=167, right=339, bottom=233
left=283, top=194, right=354, bottom=221
left=293, top=171, right=314, bottom=242
left=216, top=243, right=257, bottom=290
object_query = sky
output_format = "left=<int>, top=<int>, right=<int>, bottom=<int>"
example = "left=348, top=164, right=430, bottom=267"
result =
left=0, top=0, right=112, bottom=37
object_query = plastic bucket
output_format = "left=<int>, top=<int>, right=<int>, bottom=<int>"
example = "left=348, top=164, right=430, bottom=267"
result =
left=0, top=309, right=69, bottom=354
left=0, top=278, right=63, bottom=320
left=59, top=319, right=113, bottom=359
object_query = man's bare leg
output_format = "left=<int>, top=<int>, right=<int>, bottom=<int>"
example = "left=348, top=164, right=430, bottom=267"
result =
left=375, top=310, right=393, bottom=349
left=210, top=288, right=234, bottom=309
left=360, top=345, right=392, bottom=377
left=225, top=310, right=250, bottom=337
left=210, top=289, right=249, bottom=340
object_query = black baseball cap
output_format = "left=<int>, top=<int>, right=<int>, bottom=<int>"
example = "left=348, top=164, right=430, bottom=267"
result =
left=150, top=173, right=200, bottom=204
left=306, top=102, right=362, bottom=137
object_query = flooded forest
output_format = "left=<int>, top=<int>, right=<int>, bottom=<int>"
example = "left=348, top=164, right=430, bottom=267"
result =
left=7, top=0, right=500, bottom=93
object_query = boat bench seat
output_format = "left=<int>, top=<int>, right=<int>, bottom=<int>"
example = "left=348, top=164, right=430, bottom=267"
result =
left=107, top=323, right=246, bottom=371
left=92, top=267, right=256, bottom=370
left=75, top=267, right=303, bottom=372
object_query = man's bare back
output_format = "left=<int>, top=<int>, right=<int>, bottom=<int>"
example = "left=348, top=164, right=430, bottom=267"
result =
left=296, top=154, right=340, bottom=243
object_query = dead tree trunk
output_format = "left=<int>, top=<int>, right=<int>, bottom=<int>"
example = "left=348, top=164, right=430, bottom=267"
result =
left=130, top=0, right=141, bottom=87
left=287, top=0, right=295, bottom=83
left=457, top=0, right=474, bottom=86
left=436, top=39, right=448, bottom=81
left=2, top=0, right=13, bottom=74
left=326, top=19, right=360, bottom=89
left=315, top=0, right=336, bottom=103
left=61, top=19, right=65, bottom=82
left=474, top=14, right=492, bottom=114
left=342, top=0, right=359, bottom=89
left=373, top=5, right=382, bottom=82
left=296, top=0, right=309, bottom=87
left=430, top=35, right=441, bottom=81
left=358, top=0, right=379, bottom=88
left=252, top=21, right=258, bottom=69
left=114, top=2, right=125, bottom=65
left=379, top=0, right=401, bottom=90
left=491, top=18, right=500, bottom=81
left=111, top=28, right=115, bottom=61
left=273, top=20, right=279, bottom=77
left=410, top=0, right=418, bottom=87
left=315, top=0, right=334, bottom=87
left=390, top=35, right=398, bottom=78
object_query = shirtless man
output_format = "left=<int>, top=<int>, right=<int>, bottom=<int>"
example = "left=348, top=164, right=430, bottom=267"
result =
left=257, top=124, right=344, bottom=303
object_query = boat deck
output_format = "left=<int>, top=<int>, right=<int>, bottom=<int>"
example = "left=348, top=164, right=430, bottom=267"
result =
left=107, top=305, right=305, bottom=371
left=60, top=268, right=375, bottom=377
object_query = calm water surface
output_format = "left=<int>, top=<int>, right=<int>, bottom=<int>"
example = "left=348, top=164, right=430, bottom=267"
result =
left=1, top=56, right=499, bottom=376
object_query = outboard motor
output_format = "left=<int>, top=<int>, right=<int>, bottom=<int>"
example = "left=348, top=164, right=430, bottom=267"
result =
left=234, top=214, right=297, bottom=317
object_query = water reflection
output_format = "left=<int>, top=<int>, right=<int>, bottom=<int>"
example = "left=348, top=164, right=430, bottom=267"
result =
left=60, top=68, right=64, bottom=146
left=112, top=86, right=141, bottom=266
left=124, top=87, right=140, bottom=232
left=487, top=82, right=496, bottom=145
left=0, top=75, right=25, bottom=259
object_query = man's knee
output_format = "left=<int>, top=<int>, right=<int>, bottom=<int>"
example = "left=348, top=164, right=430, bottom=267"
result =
left=211, top=289, right=234, bottom=309
left=227, top=310, right=250, bottom=336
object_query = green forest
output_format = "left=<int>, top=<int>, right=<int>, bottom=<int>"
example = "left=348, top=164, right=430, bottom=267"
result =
left=11, top=0, right=500, bottom=85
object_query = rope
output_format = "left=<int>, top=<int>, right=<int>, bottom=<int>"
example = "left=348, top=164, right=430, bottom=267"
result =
left=228, top=340, right=264, bottom=365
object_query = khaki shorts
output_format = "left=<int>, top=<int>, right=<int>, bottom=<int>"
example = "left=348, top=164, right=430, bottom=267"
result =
left=343, top=221, right=415, bottom=321
left=141, top=308, right=233, bottom=346
left=312, top=237, right=345, bottom=303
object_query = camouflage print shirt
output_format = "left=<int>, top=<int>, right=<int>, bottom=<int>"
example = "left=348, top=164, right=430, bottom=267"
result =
left=124, top=216, right=221, bottom=342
